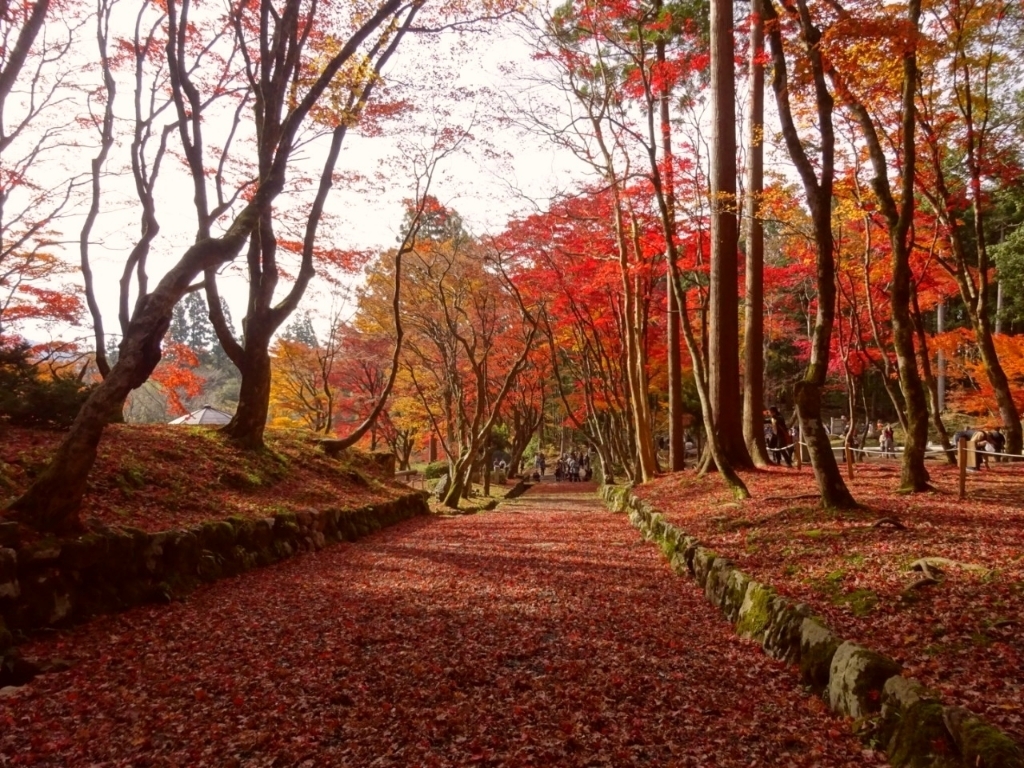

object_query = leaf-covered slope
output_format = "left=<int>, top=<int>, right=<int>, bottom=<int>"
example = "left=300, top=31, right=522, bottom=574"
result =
left=0, top=425, right=406, bottom=534
left=635, top=464, right=1024, bottom=746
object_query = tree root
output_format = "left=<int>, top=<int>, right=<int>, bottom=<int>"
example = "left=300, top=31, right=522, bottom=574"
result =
left=910, top=556, right=991, bottom=576
left=906, top=575, right=940, bottom=590
left=873, top=517, right=907, bottom=530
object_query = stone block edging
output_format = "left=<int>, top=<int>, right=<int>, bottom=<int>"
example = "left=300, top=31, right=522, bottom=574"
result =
left=600, top=484, right=1023, bottom=768
left=0, top=492, right=429, bottom=671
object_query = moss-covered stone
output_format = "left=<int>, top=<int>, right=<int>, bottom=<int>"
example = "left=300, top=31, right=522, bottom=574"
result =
left=250, top=519, right=274, bottom=549
left=879, top=677, right=940, bottom=758
left=163, top=531, right=201, bottom=574
left=828, top=641, right=902, bottom=719
left=886, top=700, right=960, bottom=768
left=799, top=617, right=840, bottom=692
left=944, top=706, right=1024, bottom=768
left=679, top=536, right=700, bottom=575
left=0, top=548, right=18, bottom=600
left=58, top=534, right=108, bottom=572
left=272, top=540, right=294, bottom=560
left=199, top=520, right=236, bottom=550
left=658, top=535, right=678, bottom=560
left=0, top=547, right=16, bottom=579
left=22, top=540, right=61, bottom=564
left=691, top=547, right=718, bottom=590
left=648, top=514, right=666, bottom=541
left=601, top=485, right=630, bottom=513
left=736, top=582, right=774, bottom=641
left=197, top=551, right=222, bottom=582
left=720, top=569, right=752, bottom=623
left=103, top=531, right=141, bottom=578
left=761, top=598, right=809, bottom=664
left=273, top=512, right=300, bottom=537
left=704, top=556, right=737, bottom=613
left=668, top=550, right=689, bottom=576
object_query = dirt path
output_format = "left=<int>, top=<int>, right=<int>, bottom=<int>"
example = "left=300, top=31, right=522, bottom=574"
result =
left=1, top=485, right=873, bottom=766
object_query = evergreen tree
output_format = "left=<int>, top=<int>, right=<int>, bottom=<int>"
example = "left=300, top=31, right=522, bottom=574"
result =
left=282, top=312, right=319, bottom=347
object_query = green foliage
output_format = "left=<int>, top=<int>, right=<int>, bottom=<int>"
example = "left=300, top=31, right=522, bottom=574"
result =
left=423, top=460, right=449, bottom=480
left=489, top=424, right=511, bottom=452
left=993, top=223, right=1024, bottom=327
left=0, top=342, right=92, bottom=429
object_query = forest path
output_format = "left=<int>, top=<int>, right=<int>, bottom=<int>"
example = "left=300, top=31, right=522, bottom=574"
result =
left=1, top=485, right=873, bottom=766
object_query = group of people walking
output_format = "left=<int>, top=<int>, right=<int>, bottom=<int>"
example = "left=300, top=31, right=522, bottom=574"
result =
left=531, top=450, right=593, bottom=482
left=555, top=450, right=592, bottom=482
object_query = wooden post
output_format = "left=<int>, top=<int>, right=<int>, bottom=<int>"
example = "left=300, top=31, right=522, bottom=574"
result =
left=845, top=445, right=854, bottom=480
left=958, top=437, right=967, bottom=500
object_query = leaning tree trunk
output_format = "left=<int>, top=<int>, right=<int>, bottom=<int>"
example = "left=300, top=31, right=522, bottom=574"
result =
left=974, top=315, right=1022, bottom=456
left=762, top=0, right=855, bottom=509
left=442, top=452, right=474, bottom=508
left=7, top=210, right=258, bottom=533
left=845, top=0, right=929, bottom=490
left=891, top=302, right=930, bottom=490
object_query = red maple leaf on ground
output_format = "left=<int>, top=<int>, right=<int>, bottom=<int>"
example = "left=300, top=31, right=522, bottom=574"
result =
left=1, top=485, right=876, bottom=766
left=634, top=462, right=1024, bottom=746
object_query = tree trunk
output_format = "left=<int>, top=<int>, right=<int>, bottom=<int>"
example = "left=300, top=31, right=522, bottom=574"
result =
left=762, top=0, right=855, bottom=509
left=615, top=210, right=658, bottom=482
left=891, top=304, right=930, bottom=489
left=843, top=0, right=929, bottom=490
left=709, top=0, right=751, bottom=469
left=974, top=313, right=1021, bottom=455
left=795, top=380, right=853, bottom=505
left=8, top=212, right=258, bottom=532
left=742, top=0, right=770, bottom=467
left=891, top=0, right=930, bottom=491
left=222, top=336, right=273, bottom=450
left=653, top=0, right=684, bottom=473
left=667, top=264, right=684, bottom=471
left=675, top=277, right=749, bottom=499
left=442, top=452, right=472, bottom=508
left=912, top=285, right=954, bottom=466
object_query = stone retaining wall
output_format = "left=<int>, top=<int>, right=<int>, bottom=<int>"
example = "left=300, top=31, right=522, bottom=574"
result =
left=601, top=485, right=1023, bottom=768
left=0, top=493, right=429, bottom=674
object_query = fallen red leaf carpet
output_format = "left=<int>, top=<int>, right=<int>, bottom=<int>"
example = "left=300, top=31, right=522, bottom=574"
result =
left=1, top=483, right=872, bottom=766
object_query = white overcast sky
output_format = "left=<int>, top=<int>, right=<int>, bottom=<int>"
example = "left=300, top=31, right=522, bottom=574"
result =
left=21, top=12, right=588, bottom=344
left=20, top=3, right=784, bottom=345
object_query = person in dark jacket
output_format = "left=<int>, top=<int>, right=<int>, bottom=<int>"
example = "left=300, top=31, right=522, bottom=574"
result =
left=768, top=406, right=793, bottom=467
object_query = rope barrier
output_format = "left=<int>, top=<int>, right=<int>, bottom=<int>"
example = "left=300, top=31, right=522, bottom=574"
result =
left=772, top=436, right=1021, bottom=500
left=792, top=441, right=1024, bottom=460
